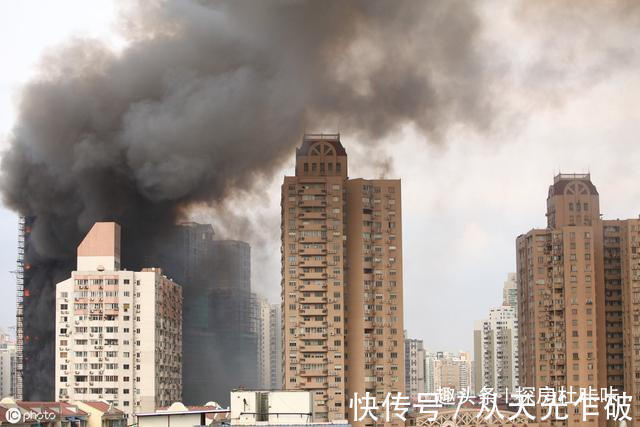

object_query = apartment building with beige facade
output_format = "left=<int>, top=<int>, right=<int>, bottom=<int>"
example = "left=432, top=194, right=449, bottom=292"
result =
left=516, top=173, right=640, bottom=425
left=55, top=222, right=182, bottom=414
left=431, top=351, right=472, bottom=392
left=281, top=134, right=404, bottom=425
left=601, top=217, right=640, bottom=420
left=517, top=174, right=602, bottom=425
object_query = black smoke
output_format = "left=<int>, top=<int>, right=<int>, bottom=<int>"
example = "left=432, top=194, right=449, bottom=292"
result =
left=1, top=0, right=496, bottom=399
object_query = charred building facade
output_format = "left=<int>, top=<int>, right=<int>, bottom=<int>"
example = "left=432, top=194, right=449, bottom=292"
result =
left=19, top=216, right=75, bottom=400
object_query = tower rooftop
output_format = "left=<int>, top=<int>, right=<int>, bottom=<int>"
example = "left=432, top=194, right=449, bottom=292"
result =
left=296, top=133, right=346, bottom=157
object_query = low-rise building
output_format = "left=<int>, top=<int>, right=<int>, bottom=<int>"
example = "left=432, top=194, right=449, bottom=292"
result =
left=136, top=402, right=229, bottom=427
left=230, top=390, right=312, bottom=425
left=229, top=390, right=349, bottom=425
left=0, top=398, right=89, bottom=427
left=74, top=401, right=127, bottom=427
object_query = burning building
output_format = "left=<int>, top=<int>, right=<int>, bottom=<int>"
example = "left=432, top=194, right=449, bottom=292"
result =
left=3, top=0, right=497, bottom=404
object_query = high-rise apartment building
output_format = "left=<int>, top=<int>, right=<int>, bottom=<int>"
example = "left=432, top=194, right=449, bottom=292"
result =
left=17, top=216, right=73, bottom=400
left=517, top=173, right=603, bottom=425
left=253, top=294, right=271, bottom=389
left=55, top=222, right=182, bottom=413
left=518, top=173, right=640, bottom=424
left=473, top=305, right=518, bottom=394
left=424, top=353, right=437, bottom=393
left=430, top=351, right=472, bottom=392
left=503, top=272, right=518, bottom=308
left=269, top=304, right=283, bottom=390
left=281, top=134, right=404, bottom=424
left=404, top=335, right=426, bottom=402
left=598, top=217, right=640, bottom=419
left=616, top=219, right=640, bottom=418
left=250, top=296, right=284, bottom=391
left=0, top=331, right=16, bottom=398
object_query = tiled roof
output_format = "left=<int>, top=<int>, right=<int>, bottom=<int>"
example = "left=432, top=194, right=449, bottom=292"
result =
left=79, top=401, right=125, bottom=414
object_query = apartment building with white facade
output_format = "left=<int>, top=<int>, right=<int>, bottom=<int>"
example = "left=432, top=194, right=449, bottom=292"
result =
left=502, top=273, right=518, bottom=309
left=473, top=305, right=519, bottom=394
left=473, top=273, right=519, bottom=394
left=0, top=332, right=16, bottom=397
left=55, top=222, right=182, bottom=414
left=269, top=304, right=283, bottom=390
left=253, top=294, right=271, bottom=389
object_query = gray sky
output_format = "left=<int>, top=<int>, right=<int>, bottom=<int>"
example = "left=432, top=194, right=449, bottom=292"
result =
left=1, top=0, right=640, bottom=356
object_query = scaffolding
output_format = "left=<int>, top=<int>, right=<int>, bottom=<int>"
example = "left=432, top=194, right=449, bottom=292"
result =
left=15, top=216, right=25, bottom=399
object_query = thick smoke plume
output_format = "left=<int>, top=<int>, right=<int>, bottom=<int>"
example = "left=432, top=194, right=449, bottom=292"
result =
left=3, top=0, right=638, bottom=401
left=1, top=0, right=495, bottom=398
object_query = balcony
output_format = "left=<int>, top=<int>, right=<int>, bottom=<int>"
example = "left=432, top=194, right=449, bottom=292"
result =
left=300, top=260, right=327, bottom=268
left=299, top=319, right=326, bottom=328
left=299, top=211, right=327, bottom=220
left=300, top=308, right=327, bottom=316
left=299, top=199, right=327, bottom=208
left=300, top=381, right=328, bottom=389
left=304, top=332, right=327, bottom=340
left=300, top=247, right=327, bottom=255
left=299, top=369, right=329, bottom=377
left=299, top=282, right=326, bottom=292
left=299, top=345, right=328, bottom=352
left=299, top=296, right=327, bottom=304
left=299, top=187, right=327, bottom=195
left=299, top=272, right=327, bottom=280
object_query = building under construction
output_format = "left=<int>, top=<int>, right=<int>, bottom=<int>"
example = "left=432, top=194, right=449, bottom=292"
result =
left=14, top=217, right=25, bottom=399
left=16, top=216, right=76, bottom=400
